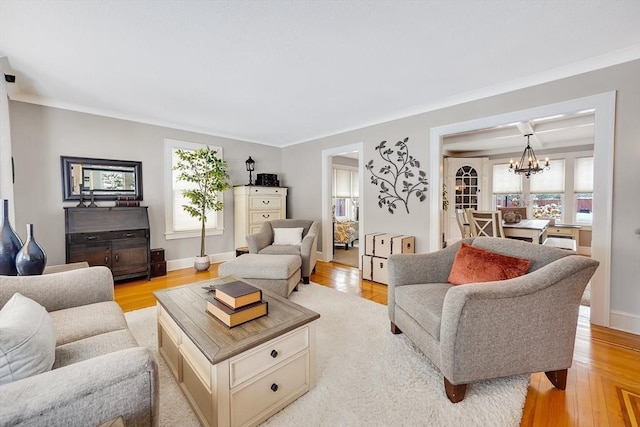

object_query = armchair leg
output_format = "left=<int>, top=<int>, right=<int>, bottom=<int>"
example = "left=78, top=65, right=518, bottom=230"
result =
left=545, top=369, right=568, bottom=390
left=390, top=322, right=402, bottom=334
left=444, top=377, right=467, bottom=403
left=302, top=276, right=310, bottom=284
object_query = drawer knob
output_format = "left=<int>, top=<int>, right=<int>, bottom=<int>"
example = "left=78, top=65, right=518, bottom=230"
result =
left=270, top=383, right=279, bottom=392
left=270, top=349, right=278, bottom=358
left=262, top=200, right=270, bottom=204
left=262, top=214, right=270, bottom=218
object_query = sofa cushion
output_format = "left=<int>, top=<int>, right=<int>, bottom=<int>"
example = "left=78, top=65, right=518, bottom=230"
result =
left=273, top=227, right=304, bottom=245
left=53, top=329, right=139, bottom=369
left=259, top=245, right=301, bottom=256
left=49, top=301, right=128, bottom=346
left=0, top=293, right=56, bottom=385
left=448, top=242, right=531, bottom=285
left=395, top=283, right=451, bottom=340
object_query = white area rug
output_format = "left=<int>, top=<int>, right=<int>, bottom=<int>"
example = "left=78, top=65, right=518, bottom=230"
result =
left=126, top=283, right=528, bottom=427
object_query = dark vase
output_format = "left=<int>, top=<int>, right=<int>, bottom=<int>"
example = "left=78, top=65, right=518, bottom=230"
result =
left=0, top=199, right=23, bottom=276
left=15, top=224, right=47, bottom=276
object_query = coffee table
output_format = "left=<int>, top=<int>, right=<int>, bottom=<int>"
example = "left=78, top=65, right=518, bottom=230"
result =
left=154, top=276, right=320, bottom=427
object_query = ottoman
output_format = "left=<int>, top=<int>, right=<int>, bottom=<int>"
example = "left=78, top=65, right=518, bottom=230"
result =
left=218, top=254, right=302, bottom=298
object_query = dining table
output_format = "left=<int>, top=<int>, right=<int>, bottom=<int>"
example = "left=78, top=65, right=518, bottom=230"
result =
left=502, top=219, right=550, bottom=244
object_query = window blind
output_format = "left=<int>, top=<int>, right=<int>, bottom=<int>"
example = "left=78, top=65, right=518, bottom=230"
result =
left=529, top=159, right=565, bottom=193
left=574, top=157, right=594, bottom=192
left=492, top=164, right=522, bottom=193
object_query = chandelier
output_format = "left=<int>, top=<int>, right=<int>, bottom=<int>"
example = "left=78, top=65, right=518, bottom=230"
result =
left=508, top=133, right=550, bottom=178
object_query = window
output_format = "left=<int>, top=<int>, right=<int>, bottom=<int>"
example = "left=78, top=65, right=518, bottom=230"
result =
left=530, top=159, right=565, bottom=222
left=164, top=139, right=224, bottom=239
left=492, top=164, right=522, bottom=209
left=332, top=167, right=359, bottom=220
left=574, top=157, right=594, bottom=224
left=455, top=166, right=480, bottom=210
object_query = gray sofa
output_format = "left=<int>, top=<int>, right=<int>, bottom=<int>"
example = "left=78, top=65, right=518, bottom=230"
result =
left=0, top=266, right=158, bottom=426
left=246, top=219, right=318, bottom=284
left=388, top=237, right=599, bottom=402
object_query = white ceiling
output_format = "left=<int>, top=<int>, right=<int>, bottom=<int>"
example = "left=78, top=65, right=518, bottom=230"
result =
left=443, top=110, right=595, bottom=157
left=1, top=1, right=638, bottom=147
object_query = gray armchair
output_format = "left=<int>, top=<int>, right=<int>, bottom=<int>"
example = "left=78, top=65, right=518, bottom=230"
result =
left=388, top=237, right=599, bottom=403
left=0, top=267, right=158, bottom=426
left=246, top=219, right=318, bottom=284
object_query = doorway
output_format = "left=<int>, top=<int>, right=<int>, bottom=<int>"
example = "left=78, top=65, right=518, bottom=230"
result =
left=429, top=92, right=616, bottom=328
left=321, top=143, right=364, bottom=267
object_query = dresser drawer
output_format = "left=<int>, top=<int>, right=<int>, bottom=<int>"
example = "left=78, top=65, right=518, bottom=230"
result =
left=249, top=187, right=286, bottom=196
left=230, top=326, right=309, bottom=387
left=250, top=210, right=282, bottom=224
left=231, top=352, right=309, bottom=427
left=548, top=227, right=575, bottom=237
left=250, top=197, right=282, bottom=210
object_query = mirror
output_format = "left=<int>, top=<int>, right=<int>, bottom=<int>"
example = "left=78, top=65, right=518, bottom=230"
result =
left=61, top=156, right=143, bottom=201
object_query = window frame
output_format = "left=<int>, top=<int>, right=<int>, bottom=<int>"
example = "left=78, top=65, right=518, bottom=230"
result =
left=164, top=138, right=225, bottom=240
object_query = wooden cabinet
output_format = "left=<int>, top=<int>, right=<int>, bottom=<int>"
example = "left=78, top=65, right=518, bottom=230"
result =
left=65, top=207, right=150, bottom=281
left=234, top=186, right=287, bottom=249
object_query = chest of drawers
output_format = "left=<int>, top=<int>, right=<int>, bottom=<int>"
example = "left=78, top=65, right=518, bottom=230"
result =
left=234, top=186, right=287, bottom=249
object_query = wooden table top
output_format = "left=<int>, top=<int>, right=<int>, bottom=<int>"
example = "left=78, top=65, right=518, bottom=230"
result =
left=154, top=276, right=320, bottom=365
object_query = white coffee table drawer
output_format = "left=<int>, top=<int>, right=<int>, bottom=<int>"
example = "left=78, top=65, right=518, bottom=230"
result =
left=231, top=352, right=309, bottom=427
left=230, top=326, right=309, bottom=387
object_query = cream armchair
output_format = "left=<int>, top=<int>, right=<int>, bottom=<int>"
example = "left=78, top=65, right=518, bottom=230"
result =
left=387, top=237, right=599, bottom=403
left=246, top=219, right=318, bottom=284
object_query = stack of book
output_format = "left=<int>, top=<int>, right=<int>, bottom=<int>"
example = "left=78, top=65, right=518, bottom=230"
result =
left=206, top=281, right=268, bottom=328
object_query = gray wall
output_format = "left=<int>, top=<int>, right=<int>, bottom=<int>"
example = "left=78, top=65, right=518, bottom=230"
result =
left=7, top=60, right=639, bottom=321
left=9, top=102, right=282, bottom=265
left=281, top=60, right=640, bottom=319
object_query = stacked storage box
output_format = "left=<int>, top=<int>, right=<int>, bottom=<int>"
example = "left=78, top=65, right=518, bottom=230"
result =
left=362, top=233, right=415, bottom=284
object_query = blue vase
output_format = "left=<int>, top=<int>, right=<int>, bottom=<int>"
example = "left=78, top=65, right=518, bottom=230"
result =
left=0, top=199, right=23, bottom=276
left=15, top=224, right=47, bottom=276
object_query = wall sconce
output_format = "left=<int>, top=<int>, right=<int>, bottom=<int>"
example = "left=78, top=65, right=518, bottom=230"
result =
left=245, top=156, right=255, bottom=185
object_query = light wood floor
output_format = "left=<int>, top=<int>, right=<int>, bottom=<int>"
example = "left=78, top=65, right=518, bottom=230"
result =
left=115, top=261, right=640, bottom=427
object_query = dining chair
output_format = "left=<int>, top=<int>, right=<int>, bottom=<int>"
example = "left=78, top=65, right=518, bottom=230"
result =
left=465, top=209, right=505, bottom=238
left=455, top=209, right=472, bottom=238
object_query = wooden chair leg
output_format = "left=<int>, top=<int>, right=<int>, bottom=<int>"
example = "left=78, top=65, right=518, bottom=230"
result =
left=444, top=377, right=467, bottom=403
left=545, top=369, right=568, bottom=390
left=390, top=322, right=402, bottom=334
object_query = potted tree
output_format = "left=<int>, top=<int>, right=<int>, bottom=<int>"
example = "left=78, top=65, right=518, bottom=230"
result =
left=173, top=146, right=231, bottom=271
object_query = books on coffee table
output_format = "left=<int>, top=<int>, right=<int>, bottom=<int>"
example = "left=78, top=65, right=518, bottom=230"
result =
left=206, top=297, right=268, bottom=328
left=214, top=280, right=262, bottom=309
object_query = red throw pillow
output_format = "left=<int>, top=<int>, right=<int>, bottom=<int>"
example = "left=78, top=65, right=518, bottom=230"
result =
left=448, top=243, right=531, bottom=285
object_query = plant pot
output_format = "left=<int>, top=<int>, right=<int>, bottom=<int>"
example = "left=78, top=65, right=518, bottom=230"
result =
left=194, top=255, right=210, bottom=272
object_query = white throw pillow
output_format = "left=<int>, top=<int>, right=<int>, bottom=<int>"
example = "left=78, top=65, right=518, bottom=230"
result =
left=0, top=293, right=56, bottom=385
left=273, top=227, right=304, bottom=245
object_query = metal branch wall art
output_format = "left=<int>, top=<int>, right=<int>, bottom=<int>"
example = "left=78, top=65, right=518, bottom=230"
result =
left=365, top=137, right=428, bottom=214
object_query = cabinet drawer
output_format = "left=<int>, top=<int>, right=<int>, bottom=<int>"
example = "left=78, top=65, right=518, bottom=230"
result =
left=231, top=352, right=308, bottom=427
left=230, top=327, right=309, bottom=387
left=250, top=197, right=282, bottom=210
left=362, top=255, right=373, bottom=281
left=548, top=227, right=574, bottom=237
left=372, top=256, right=389, bottom=285
left=249, top=187, right=286, bottom=196
left=69, top=229, right=146, bottom=243
left=250, top=211, right=282, bottom=223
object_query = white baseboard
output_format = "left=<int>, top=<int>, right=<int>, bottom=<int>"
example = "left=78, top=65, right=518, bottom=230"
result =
left=167, top=252, right=235, bottom=272
left=609, top=310, right=640, bottom=335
